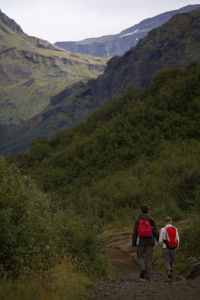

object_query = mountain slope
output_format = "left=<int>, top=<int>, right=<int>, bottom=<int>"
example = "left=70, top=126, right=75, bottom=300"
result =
left=1, top=8, right=200, bottom=154
left=0, top=10, right=106, bottom=124
left=14, top=62, right=200, bottom=220
left=55, top=4, right=200, bottom=57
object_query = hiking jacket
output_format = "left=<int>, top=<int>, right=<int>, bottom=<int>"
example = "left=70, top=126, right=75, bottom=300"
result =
left=159, top=224, right=180, bottom=248
left=132, top=213, right=159, bottom=247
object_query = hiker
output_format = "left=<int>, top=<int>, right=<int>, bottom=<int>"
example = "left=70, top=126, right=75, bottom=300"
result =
left=159, top=216, right=180, bottom=280
left=132, top=204, right=159, bottom=280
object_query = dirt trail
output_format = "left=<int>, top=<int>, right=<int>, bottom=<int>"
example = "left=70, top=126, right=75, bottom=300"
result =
left=93, top=234, right=200, bottom=300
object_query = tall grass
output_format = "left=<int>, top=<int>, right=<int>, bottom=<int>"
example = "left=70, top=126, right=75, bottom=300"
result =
left=0, top=259, right=94, bottom=300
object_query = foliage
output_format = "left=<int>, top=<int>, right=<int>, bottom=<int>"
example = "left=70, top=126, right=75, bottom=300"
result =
left=3, top=61, right=200, bottom=279
left=0, top=157, right=54, bottom=278
left=0, top=260, right=94, bottom=300
left=179, top=216, right=200, bottom=258
left=2, top=9, right=200, bottom=291
left=15, top=63, right=200, bottom=219
left=0, top=157, right=108, bottom=279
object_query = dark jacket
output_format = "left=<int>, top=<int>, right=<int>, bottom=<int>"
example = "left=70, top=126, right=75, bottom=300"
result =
left=132, top=213, right=159, bottom=247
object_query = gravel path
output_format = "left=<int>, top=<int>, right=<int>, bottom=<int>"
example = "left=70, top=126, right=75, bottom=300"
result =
left=93, top=247, right=200, bottom=300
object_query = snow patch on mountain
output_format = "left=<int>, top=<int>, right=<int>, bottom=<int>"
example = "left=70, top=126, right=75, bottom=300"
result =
left=119, top=29, right=139, bottom=37
left=119, top=28, right=150, bottom=38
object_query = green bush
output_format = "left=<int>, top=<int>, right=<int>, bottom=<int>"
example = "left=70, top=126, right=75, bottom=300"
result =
left=51, top=209, right=106, bottom=275
left=0, top=157, right=55, bottom=278
left=179, top=216, right=200, bottom=258
left=0, top=157, right=109, bottom=278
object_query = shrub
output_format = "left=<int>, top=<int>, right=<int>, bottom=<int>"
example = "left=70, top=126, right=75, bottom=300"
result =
left=179, top=216, right=200, bottom=258
left=0, top=157, right=55, bottom=278
left=0, top=158, right=109, bottom=278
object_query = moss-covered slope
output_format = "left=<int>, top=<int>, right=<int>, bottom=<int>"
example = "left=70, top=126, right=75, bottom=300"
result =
left=0, top=10, right=106, bottom=124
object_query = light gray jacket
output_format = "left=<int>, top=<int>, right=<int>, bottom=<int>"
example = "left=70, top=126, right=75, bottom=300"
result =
left=159, top=224, right=180, bottom=248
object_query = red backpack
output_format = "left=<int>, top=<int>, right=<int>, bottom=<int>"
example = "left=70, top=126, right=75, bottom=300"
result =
left=165, top=226, right=178, bottom=249
left=138, top=219, right=152, bottom=238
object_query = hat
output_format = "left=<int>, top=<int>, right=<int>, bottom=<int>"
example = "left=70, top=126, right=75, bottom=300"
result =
left=165, top=216, right=172, bottom=222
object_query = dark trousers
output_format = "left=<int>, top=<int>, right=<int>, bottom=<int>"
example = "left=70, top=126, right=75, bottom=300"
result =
left=137, top=245, right=153, bottom=279
left=163, top=248, right=177, bottom=272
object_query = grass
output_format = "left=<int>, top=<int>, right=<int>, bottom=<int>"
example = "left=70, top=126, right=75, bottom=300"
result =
left=152, top=245, right=190, bottom=277
left=0, top=51, right=105, bottom=124
left=0, top=19, right=107, bottom=125
left=0, top=215, right=196, bottom=299
left=0, top=260, right=95, bottom=300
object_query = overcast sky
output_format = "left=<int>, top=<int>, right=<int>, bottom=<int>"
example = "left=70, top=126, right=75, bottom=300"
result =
left=1, top=0, right=200, bottom=43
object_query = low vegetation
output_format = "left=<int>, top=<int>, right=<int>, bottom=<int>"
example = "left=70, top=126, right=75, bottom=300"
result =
left=0, top=260, right=94, bottom=300
left=0, top=157, right=109, bottom=298
left=0, top=12, right=106, bottom=125
left=1, top=62, right=200, bottom=297
left=14, top=63, right=200, bottom=220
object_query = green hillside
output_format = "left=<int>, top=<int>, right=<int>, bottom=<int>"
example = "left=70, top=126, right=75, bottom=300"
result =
left=15, top=62, right=200, bottom=219
left=10, top=62, right=200, bottom=278
left=1, top=7, right=200, bottom=298
left=0, top=10, right=106, bottom=124
left=1, top=8, right=200, bottom=154
left=2, top=50, right=200, bottom=299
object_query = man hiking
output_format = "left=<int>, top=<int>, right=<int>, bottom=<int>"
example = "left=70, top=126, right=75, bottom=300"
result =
left=132, top=204, right=159, bottom=280
left=159, top=216, right=180, bottom=281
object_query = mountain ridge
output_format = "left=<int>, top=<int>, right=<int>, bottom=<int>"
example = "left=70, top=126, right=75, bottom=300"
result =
left=0, top=10, right=106, bottom=125
left=0, top=9, right=61, bottom=51
left=55, top=4, right=200, bottom=57
left=0, top=9, right=26, bottom=37
left=1, top=8, right=200, bottom=154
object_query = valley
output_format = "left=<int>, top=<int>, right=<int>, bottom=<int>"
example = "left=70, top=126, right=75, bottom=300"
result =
left=0, top=4, right=200, bottom=300
left=1, top=8, right=200, bottom=154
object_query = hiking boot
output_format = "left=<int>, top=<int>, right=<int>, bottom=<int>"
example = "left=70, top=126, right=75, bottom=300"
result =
left=145, top=275, right=151, bottom=281
left=167, top=271, right=172, bottom=280
left=139, top=270, right=146, bottom=279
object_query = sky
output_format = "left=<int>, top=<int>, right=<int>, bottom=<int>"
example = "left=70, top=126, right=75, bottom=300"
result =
left=1, top=0, right=200, bottom=43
